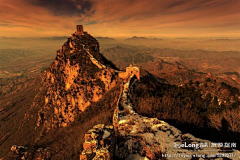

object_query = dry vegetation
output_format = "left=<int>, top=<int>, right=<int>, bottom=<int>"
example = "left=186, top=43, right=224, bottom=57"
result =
left=33, top=83, right=121, bottom=159
left=0, top=82, right=121, bottom=159
left=132, top=74, right=240, bottom=149
left=209, top=109, right=240, bottom=133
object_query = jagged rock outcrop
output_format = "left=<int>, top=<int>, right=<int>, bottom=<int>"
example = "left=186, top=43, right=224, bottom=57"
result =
left=10, top=145, right=28, bottom=159
left=10, top=144, right=53, bottom=159
left=80, top=124, right=115, bottom=160
left=38, top=31, right=118, bottom=129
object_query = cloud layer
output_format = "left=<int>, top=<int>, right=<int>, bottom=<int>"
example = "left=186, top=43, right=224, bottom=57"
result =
left=0, top=0, right=240, bottom=37
left=29, top=0, right=93, bottom=16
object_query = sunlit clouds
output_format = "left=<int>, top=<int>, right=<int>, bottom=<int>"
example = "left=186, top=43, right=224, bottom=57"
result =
left=0, top=0, right=240, bottom=38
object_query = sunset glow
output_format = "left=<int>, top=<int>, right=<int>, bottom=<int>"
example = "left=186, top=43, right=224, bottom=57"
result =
left=0, top=0, right=240, bottom=38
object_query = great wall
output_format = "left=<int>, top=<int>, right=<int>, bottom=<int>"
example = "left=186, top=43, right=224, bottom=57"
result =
left=80, top=75, right=240, bottom=159
left=76, top=25, right=240, bottom=160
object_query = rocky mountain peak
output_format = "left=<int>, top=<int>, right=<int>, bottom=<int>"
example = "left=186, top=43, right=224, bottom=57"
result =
left=38, top=26, right=119, bottom=129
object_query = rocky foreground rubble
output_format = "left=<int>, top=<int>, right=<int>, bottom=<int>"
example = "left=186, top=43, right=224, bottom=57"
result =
left=79, top=124, right=115, bottom=160
left=10, top=145, right=52, bottom=159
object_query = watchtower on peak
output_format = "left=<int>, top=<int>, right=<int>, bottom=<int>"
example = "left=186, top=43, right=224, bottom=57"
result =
left=76, top=25, right=84, bottom=35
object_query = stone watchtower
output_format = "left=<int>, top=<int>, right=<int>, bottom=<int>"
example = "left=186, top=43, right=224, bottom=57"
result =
left=126, top=64, right=140, bottom=80
left=118, top=64, right=140, bottom=80
left=76, top=25, right=84, bottom=35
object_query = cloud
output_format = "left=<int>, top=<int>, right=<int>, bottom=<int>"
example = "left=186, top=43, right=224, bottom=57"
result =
left=0, top=0, right=239, bottom=37
left=84, top=0, right=240, bottom=37
left=28, top=0, right=94, bottom=16
left=0, top=0, right=81, bottom=36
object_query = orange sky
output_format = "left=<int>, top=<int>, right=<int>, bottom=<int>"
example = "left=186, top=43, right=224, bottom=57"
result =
left=0, top=0, right=240, bottom=38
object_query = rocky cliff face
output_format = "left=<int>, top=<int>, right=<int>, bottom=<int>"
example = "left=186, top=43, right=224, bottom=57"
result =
left=38, top=31, right=118, bottom=129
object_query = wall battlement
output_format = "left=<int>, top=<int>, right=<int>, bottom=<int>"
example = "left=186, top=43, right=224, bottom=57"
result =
left=118, top=64, right=140, bottom=80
